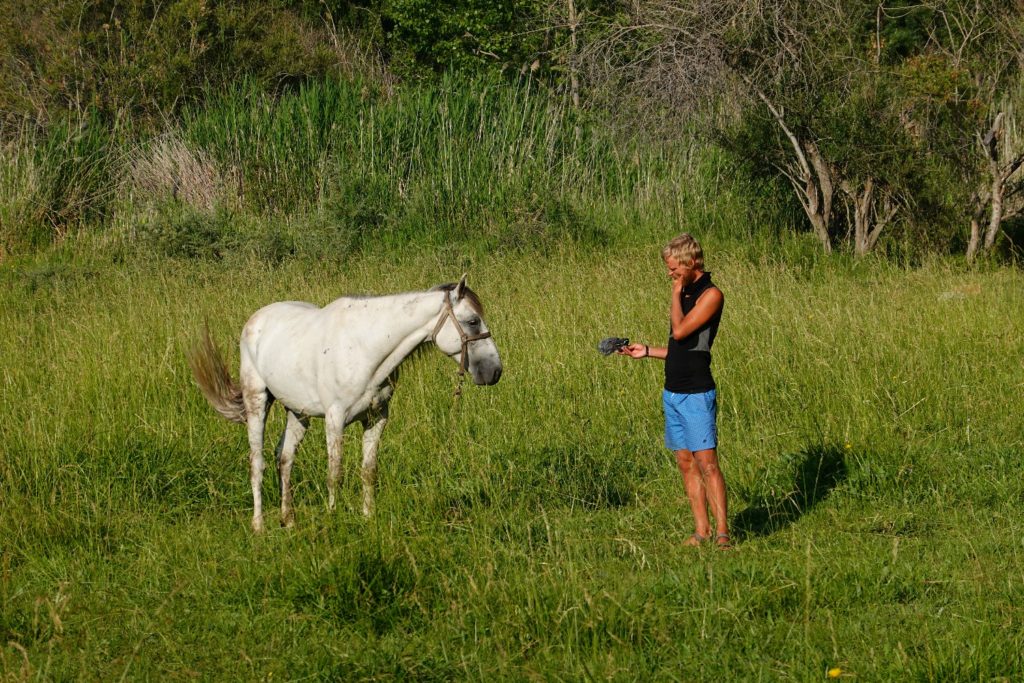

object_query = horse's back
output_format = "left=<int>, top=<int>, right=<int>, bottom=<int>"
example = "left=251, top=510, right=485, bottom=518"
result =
left=238, top=291, right=435, bottom=417
left=242, top=301, right=322, bottom=352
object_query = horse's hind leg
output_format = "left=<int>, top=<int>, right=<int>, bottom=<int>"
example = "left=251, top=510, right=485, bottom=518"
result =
left=360, top=409, right=389, bottom=517
left=325, top=406, right=346, bottom=511
left=243, top=383, right=273, bottom=533
left=275, top=410, right=309, bottom=528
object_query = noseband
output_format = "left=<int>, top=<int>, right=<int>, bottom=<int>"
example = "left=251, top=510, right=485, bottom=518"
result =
left=431, top=295, right=492, bottom=377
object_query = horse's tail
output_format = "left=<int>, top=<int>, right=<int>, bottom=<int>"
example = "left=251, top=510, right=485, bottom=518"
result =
left=187, top=323, right=246, bottom=424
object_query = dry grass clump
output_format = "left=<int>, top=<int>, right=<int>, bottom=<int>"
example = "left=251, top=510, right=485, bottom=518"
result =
left=126, top=133, right=237, bottom=212
left=0, top=138, right=42, bottom=259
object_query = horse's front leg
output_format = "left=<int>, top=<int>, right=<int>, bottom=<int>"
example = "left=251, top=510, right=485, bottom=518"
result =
left=360, top=407, right=389, bottom=517
left=325, top=405, right=347, bottom=511
left=275, top=410, right=309, bottom=527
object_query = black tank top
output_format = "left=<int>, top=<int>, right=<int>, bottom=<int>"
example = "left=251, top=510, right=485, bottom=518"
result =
left=664, top=272, right=722, bottom=394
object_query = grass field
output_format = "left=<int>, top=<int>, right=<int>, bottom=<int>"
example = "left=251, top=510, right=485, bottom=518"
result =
left=1, top=241, right=1022, bottom=680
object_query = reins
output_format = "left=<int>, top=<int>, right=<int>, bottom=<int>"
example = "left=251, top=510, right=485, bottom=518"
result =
left=431, top=294, right=491, bottom=397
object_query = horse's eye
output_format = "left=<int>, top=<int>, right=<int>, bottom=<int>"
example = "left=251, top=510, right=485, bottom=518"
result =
left=467, top=317, right=480, bottom=327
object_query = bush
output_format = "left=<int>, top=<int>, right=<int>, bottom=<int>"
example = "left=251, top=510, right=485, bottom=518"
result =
left=139, top=206, right=234, bottom=260
left=0, top=0, right=380, bottom=125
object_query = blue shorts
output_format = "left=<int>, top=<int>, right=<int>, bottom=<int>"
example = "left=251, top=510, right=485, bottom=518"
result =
left=663, top=388, right=718, bottom=452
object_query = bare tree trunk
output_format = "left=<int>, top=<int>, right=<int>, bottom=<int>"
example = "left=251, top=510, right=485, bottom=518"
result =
left=841, top=177, right=898, bottom=256
left=983, top=167, right=1006, bottom=252
left=804, top=141, right=836, bottom=251
left=966, top=210, right=984, bottom=262
left=847, top=178, right=872, bottom=256
left=970, top=112, right=1024, bottom=260
left=983, top=155, right=1023, bottom=251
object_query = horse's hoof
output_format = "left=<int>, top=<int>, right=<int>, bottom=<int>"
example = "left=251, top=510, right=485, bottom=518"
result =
left=281, top=516, right=295, bottom=529
left=252, top=518, right=265, bottom=533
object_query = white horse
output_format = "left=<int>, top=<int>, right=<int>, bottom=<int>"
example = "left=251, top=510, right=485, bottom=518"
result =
left=188, top=276, right=502, bottom=532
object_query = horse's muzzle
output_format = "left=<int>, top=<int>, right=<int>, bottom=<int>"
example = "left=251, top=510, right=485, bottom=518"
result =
left=475, top=364, right=502, bottom=385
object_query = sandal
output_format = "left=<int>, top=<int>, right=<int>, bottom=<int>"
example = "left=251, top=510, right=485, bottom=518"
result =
left=684, top=532, right=708, bottom=547
left=715, top=533, right=734, bottom=550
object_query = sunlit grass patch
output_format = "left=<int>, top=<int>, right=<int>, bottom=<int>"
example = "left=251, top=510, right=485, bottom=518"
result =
left=1, top=247, right=1023, bottom=679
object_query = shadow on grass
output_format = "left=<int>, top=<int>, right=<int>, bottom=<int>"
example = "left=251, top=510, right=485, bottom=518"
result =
left=432, top=445, right=648, bottom=518
left=733, top=444, right=848, bottom=540
left=289, top=545, right=421, bottom=635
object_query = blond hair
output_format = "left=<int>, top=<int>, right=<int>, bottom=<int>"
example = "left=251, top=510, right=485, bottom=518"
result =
left=661, top=233, right=704, bottom=269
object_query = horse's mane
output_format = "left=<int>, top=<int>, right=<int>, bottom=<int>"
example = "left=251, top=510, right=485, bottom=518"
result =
left=431, top=283, right=484, bottom=315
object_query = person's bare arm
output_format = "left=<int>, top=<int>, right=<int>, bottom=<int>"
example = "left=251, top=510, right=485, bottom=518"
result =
left=619, top=279, right=723, bottom=360
left=620, top=343, right=667, bottom=360
left=670, top=286, right=723, bottom=341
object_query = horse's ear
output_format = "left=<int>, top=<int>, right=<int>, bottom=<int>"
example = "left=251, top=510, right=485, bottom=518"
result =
left=455, top=273, right=468, bottom=300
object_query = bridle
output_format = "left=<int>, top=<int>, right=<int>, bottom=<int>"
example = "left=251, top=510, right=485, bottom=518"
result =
left=431, top=294, right=492, bottom=378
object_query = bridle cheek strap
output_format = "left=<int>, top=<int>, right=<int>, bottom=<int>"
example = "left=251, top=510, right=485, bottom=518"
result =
left=431, top=296, right=491, bottom=376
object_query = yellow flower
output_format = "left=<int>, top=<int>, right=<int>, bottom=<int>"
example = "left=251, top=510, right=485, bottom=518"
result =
left=844, top=443, right=852, bottom=450
left=827, top=667, right=842, bottom=678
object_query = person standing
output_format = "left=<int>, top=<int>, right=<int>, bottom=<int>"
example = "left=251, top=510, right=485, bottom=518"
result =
left=620, top=233, right=730, bottom=548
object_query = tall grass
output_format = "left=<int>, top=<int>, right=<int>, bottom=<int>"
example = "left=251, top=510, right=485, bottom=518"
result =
left=1, top=246, right=1022, bottom=679
left=1, top=112, right=118, bottom=255
left=0, top=135, right=40, bottom=257
left=169, top=76, right=705, bottom=249
left=4, top=76, right=766, bottom=260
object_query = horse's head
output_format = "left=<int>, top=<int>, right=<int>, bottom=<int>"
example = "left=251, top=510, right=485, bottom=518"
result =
left=431, top=276, right=502, bottom=385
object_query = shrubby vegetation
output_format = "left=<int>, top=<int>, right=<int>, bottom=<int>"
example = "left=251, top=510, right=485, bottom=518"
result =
left=585, top=0, right=1024, bottom=258
left=1, top=0, right=1022, bottom=261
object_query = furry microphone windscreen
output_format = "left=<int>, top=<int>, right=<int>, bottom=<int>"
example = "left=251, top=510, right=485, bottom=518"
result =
left=597, top=337, right=630, bottom=355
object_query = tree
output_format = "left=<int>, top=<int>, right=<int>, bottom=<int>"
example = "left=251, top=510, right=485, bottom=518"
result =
left=969, top=110, right=1024, bottom=260
left=566, top=0, right=1024, bottom=257
left=568, top=0, right=919, bottom=254
left=913, top=0, right=1024, bottom=260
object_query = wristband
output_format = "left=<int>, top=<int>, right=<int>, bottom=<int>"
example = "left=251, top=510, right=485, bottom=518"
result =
left=643, top=345, right=649, bottom=358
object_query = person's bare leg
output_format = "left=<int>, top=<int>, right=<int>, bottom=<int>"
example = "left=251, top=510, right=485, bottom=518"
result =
left=676, top=449, right=711, bottom=545
left=693, top=448, right=729, bottom=544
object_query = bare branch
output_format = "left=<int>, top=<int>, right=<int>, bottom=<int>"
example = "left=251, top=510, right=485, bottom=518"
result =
left=867, top=190, right=900, bottom=251
left=1002, top=152, right=1024, bottom=184
left=745, top=76, right=813, bottom=181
